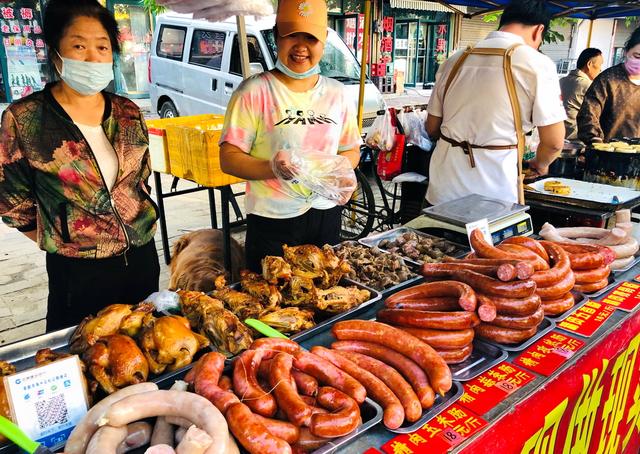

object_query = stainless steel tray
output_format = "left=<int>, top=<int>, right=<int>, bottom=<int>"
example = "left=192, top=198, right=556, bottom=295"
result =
left=613, top=254, right=640, bottom=276
left=154, top=361, right=384, bottom=454
left=334, top=241, right=424, bottom=299
left=449, top=340, right=508, bottom=382
left=476, top=317, right=557, bottom=352
left=581, top=274, right=617, bottom=299
left=0, top=326, right=75, bottom=371
left=359, top=227, right=469, bottom=265
left=388, top=381, right=464, bottom=434
left=544, top=290, right=589, bottom=322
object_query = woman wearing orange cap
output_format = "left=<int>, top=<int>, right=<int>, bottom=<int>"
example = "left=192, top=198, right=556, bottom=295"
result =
left=220, top=0, right=362, bottom=272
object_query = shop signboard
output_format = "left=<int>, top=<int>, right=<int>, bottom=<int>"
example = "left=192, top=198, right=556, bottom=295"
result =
left=5, top=44, right=42, bottom=100
left=461, top=311, right=640, bottom=454
left=598, top=281, right=640, bottom=312
left=514, top=332, right=586, bottom=376
left=557, top=300, right=617, bottom=337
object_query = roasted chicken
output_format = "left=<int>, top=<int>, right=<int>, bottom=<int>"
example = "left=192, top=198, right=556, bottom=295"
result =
left=284, top=275, right=318, bottom=308
left=240, top=270, right=282, bottom=308
left=0, top=360, right=16, bottom=442
left=258, top=307, right=315, bottom=334
left=36, top=349, right=96, bottom=400
left=82, top=334, right=149, bottom=395
left=211, top=286, right=264, bottom=320
left=315, top=286, right=370, bottom=313
left=283, top=244, right=351, bottom=289
left=139, top=314, right=210, bottom=374
left=69, top=302, right=155, bottom=353
left=179, top=291, right=253, bottom=356
left=262, top=256, right=292, bottom=284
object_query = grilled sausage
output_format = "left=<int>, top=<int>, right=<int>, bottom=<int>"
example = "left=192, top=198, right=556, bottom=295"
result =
left=378, top=309, right=480, bottom=330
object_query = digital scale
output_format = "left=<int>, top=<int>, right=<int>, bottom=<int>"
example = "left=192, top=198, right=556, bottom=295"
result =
left=404, top=194, right=534, bottom=246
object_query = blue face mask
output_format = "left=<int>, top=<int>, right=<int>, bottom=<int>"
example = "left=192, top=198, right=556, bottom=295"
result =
left=275, top=58, right=321, bottom=80
left=55, top=51, right=113, bottom=96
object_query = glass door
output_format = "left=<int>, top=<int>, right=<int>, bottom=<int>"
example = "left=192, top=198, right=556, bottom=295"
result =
left=110, top=2, right=152, bottom=97
left=416, top=23, right=429, bottom=87
left=394, top=20, right=418, bottom=86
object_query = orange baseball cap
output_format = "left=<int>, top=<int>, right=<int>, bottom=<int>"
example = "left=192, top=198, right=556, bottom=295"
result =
left=276, top=0, right=328, bottom=43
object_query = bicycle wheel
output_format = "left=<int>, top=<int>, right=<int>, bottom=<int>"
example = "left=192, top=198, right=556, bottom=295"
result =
left=340, top=168, right=375, bottom=241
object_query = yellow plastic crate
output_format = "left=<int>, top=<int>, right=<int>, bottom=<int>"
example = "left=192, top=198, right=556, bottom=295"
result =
left=146, top=114, right=223, bottom=174
left=165, top=120, right=245, bottom=187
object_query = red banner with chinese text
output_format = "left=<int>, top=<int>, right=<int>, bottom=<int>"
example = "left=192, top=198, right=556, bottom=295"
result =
left=461, top=310, right=640, bottom=454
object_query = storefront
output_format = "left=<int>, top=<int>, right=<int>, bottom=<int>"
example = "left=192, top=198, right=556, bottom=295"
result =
left=327, top=0, right=366, bottom=63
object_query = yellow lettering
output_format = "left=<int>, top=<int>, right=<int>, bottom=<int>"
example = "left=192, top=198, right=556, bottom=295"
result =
left=521, top=398, right=569, bottom=454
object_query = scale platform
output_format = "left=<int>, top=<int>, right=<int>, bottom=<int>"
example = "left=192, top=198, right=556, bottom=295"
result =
left=405, top=194, right=533, bottom=246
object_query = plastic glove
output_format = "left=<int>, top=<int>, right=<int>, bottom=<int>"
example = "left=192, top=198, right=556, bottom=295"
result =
left=271, top=150, right=300, bottom=181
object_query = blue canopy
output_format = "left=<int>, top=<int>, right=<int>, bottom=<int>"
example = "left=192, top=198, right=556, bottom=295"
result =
left=434, top=1, right=640, bottom=19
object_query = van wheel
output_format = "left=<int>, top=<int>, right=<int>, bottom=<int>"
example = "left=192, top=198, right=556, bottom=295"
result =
left=160, top=101, right=178, bottom=118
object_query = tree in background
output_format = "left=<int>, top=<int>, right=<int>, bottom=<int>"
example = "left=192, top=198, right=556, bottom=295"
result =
left=483, top=11, right=576, bottom=44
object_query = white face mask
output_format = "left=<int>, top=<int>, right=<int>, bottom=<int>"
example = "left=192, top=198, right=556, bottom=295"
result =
left=55, top=51, right=113, bottom=96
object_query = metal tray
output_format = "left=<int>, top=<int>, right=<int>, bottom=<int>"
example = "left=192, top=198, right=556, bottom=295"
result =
left=154, top=362, right=384, bottom=454
left=0, top=326, right=75, bottom=371
left=581, top=274, right=618, bottom=299
left=612, top=254, right=640, bottom=276
left=544, top=290, right=589, bottom=322
left=476, top=317, right=557, bottom=352
left=359, top=227, right=469, bottom=265
left=449, top=340, right=508, bottom=382
left=388, top=381, right=464, bottom=434
left=333, top=241, right=424, bottom=299
left=525, top=177, right=640, bottom=210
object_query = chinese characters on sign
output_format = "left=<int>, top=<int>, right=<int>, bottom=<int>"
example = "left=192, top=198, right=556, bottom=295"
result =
left=457, top=362, right=536, bottom=415
left=558, top=300, right=616, bottom=337
left=381, top=404, right=487, bottom=454
left=599, top=281, right=640, bottom=312
left=514, top=332, right=586, bottom=376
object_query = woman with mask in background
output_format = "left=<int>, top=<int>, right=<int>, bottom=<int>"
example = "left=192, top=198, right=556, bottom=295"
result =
left=577, top=26, right=640, bottom=144
left=219, top=0, right=361, bottom=272
left=0, top=0, right=160, bottom=331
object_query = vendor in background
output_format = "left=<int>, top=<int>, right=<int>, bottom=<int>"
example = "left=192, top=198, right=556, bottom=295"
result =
left=425, top=0, right=566, bottom=206
left=577, top=27, right=640, bottom=144
left=560, top=48, right=603, bottom=141
left=219, top=0, right=361, bottom=272
left=0, top=0, right=160, bottom=331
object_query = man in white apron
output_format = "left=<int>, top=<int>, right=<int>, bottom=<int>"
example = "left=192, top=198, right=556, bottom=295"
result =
left=425, top=0, right=566, bottom=205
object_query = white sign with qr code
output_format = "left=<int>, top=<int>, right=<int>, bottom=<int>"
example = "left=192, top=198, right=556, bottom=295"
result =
left=4, top=355, right=89, bottom=448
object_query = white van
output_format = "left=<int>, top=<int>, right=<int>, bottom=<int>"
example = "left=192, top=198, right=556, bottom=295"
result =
left=149, top=15, right=386, bottom=133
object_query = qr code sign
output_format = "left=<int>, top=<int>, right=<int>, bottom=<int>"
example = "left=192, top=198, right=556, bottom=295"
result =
left=35, top=394, right=68, bottom=429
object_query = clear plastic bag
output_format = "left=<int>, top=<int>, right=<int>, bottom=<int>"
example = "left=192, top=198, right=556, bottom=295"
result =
left=271, top=150, right=357, bottom=205
left=399, top=110, right=432, bottom=151
left=365, top=110, right=396, bottom=152
left=155, top=0, right=273, bottom=21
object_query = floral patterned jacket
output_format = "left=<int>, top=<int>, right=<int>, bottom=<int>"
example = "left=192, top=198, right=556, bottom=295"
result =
left=0, top=84, right=158, bottom=259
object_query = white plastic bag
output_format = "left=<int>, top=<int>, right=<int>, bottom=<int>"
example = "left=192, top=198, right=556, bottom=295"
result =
left=155, top=0, right=273, bottom=21
left=399, top=110, right=432, bottom=151
left=144, top=290, right=180, bottom=312
left=365, top=111, right=395, bottom=152
left=272, top=150, right=357, bottom=205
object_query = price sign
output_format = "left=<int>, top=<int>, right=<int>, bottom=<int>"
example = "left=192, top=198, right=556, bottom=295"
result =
left=598, top=281, right=640, bottom=312
left=557, top=300, right=616, bottom=337
left=514, top=331, right=585, bottom=376
left=466, top=218, right=492, bottom=251
left=4, top=356, right=89, bottom=448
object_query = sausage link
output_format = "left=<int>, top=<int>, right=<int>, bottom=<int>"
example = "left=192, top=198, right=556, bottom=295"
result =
left=310, top=346, right=405, bottom=429
left=189, top=353, right=240, bottom=414
left=225, top=402, right=292, bottom=454
left=250, top=338, right=301, bottom=355
left=330, top=340, right=435, bottom=409
left=116, top=422, right=153, bottom=454
left=477, top=293, right=541, bottom=317
left=233, top=349, right=277, bottom=417
left=385, top=281, right=477, bottom=311
left=309, top=387, right=361, bottom=438
left=573, top=266, right=611, bottom=284
left=420, top=262, right=516, bottom=281
left=555, top=242, right=615, bottom=266
left=573, top=278, right=610, bottom=294
left=86, top=425, right=128, bottom=454
left=378, top=309, right=480, bottom=330
left=536, top=271, right=576, bottom=300
left=497, top=244, right=550, bottom=271
left=477, top=296, right=497, bottom=322
left=475, top=324, right=537, bottom=344
left=471, top=230, right=548, bottom=271
left=399, top=327, right=474, bottom=349
left=435, top=344, right=473, bottom=364
left=218, top=375, right=233, bottom=392
left=293, top=351, right=366, bottom=404
left=175, top=426, right=213, bottom=454
left=332, top=320, right=452, bottom=396
left=420, top=268, right=537, bottom=299
left=489, top=306, right=544, bottom=329
left=611, top=256, right=635, bottom=270
left=291, top=370, right=319, bottom=397
left=444, top=257, right=535, bottom=280
left=385, top=297, right=460, bottom=311
left=253, top=414, right=300, bottom=444
left=269, top=353, right=312, bottom=427
left=530, top=242, right=572, bottom=288
left=541, top=293, right=575, bottom=315
left=501, top=236, right=550, bottom=262
left=291, top=427, right=329, bottom=452
left=335, top=351, right=422, bottom=423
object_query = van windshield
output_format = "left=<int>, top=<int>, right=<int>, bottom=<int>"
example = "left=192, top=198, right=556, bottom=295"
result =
left=262, top=29, right=362, bottom=83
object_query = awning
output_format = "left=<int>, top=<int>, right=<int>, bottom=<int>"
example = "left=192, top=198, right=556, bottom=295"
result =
left=429, top=1, right=640, bottom=19
left=390, top=0, right=468, bottom=13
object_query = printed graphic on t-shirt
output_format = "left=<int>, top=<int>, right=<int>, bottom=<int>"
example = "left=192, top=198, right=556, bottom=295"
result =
left=274, top=109, right=337, bottom=126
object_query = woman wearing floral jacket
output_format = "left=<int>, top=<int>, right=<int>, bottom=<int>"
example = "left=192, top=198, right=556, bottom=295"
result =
left=0, top=0, right=159, bottom=331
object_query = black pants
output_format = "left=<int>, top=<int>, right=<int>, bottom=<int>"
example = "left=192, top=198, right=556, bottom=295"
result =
left=45, top=241, right=160, bottom=332
left=245, top=206, right=342, bottom=272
